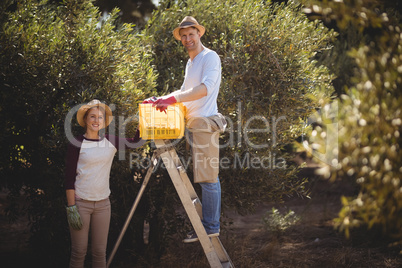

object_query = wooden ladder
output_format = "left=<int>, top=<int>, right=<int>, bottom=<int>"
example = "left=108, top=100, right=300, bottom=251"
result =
left=107, top=139, right=234, bottom=268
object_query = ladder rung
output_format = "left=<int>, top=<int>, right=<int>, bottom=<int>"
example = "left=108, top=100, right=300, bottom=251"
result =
left=154, top=139, right=234, bottom=268
left=176, top=165, right=186, bottom=173
left=221, top=261, right=231, bottom=268
left=192, top=197, right=201, bottom=205
left=192, top=198, right=203, bottom=218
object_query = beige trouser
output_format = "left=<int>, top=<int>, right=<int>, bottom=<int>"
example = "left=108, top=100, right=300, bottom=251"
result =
left=69, top=198, right=111, bottom=268
left=186, top=114, right=227, bottom=183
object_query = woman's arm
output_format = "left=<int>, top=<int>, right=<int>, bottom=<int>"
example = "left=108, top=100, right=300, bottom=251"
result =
left=64, top=136, right=83, bottom=205
left=66, top=189, right=76, bottom=206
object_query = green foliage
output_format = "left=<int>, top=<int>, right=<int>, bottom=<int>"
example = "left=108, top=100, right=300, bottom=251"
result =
left=0, top=0, right=156, bottom=265
left=262, top=207, right=300, bottom=234
left=316, top=25, right=362, bottom=96
left=0, top=0, right=339, bottom=265
left=142, top=0, right=336, bottom=212
left=304, top=0, right=402, bottom=249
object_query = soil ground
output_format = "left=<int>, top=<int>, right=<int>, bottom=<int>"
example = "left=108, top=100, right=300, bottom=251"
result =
left=1, top=161, right=402, bottom=267
left=222, top=177, right=402, bottom=268
left=156, top=163, right=402, bottom=268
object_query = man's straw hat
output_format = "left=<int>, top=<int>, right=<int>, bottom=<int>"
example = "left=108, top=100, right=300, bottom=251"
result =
left=77, top=99, right=113, bottom=128
left=173, top=16, right=205, bottom=41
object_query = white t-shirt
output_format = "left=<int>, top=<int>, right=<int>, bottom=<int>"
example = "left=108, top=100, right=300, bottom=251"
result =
left=74, top=137, right=116, bottom=201
left=65, top=134, right=145, bottom=201
left=180, top=46, right=221, bottom=119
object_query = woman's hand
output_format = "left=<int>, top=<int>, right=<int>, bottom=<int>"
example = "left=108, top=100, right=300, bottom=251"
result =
left=66, top=205, right=83, bottom=230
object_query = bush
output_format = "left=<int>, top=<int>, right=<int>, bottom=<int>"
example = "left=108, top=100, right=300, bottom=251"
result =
left=0, top=0, right=156, bottom=265
left=0, top=0, right=338, bottom=265
left=142, top=0, right=336, bottom=213
left=304, top=0, right=402, bottom=249
left=262, top=207, right=300, bottom=235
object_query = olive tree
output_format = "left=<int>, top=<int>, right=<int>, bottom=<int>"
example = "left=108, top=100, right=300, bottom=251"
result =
left=142, top=0, right=336, bottom=213
left=304, top=0, right=402, bottom=249
left=0, top=0, right=156, bottom=265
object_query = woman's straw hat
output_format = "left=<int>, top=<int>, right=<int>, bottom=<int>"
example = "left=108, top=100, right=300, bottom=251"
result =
left=77, top=99, right=113, bottom=128
left=173, top=16, right=205, bottom=41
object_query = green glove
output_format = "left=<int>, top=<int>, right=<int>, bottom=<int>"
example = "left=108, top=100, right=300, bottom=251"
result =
left=66, top=205, right=83, bottom=230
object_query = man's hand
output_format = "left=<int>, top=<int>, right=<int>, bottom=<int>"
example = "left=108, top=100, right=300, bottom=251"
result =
left=142, top=96, right=158, bottom=104
left=153, top=96, right=177, bottom=113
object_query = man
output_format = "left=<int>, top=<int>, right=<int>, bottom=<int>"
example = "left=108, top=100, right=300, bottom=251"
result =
left=146, top=16, right=226, bottom=243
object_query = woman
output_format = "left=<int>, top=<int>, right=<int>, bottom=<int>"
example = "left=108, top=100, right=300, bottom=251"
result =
left=65, top=99, right=144, bottom=268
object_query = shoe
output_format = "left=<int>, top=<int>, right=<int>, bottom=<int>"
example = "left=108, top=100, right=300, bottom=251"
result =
left=183, top=230, right=219, bottom=243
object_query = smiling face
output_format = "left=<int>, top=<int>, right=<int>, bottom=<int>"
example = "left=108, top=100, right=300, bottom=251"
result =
left=84, top=107, right=105, bottom=135
left=179, top=26, right=202, bottom=53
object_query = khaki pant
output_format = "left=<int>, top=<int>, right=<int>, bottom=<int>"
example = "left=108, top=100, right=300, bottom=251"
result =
left=186, top=113, right=227, bottom=183
left=69, top=198, right=111, bottom=268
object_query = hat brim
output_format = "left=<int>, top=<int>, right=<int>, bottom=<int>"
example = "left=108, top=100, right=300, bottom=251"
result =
left=77, top=103, right=113, bottom=128
left=173, top=24, right=205, bottom=41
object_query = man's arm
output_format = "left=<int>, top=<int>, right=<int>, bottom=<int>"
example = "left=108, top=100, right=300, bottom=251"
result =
left=152, top=84, right=207, bottom=112
left=174, top=83, right=207, bottom=102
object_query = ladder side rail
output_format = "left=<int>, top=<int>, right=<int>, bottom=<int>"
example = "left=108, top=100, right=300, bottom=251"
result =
left=163, top=142, right=203, bottom=217
left=169, top=148, right=198, bottom=199
left=155, top=140, right=222, bottom=268
left=211, top=237, right=235, bottom=268
left=156, top=140, right=234, bottom=267
left=161, top=141, right=198, bottom=197
left=164, top=141, right=233, bottom=267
